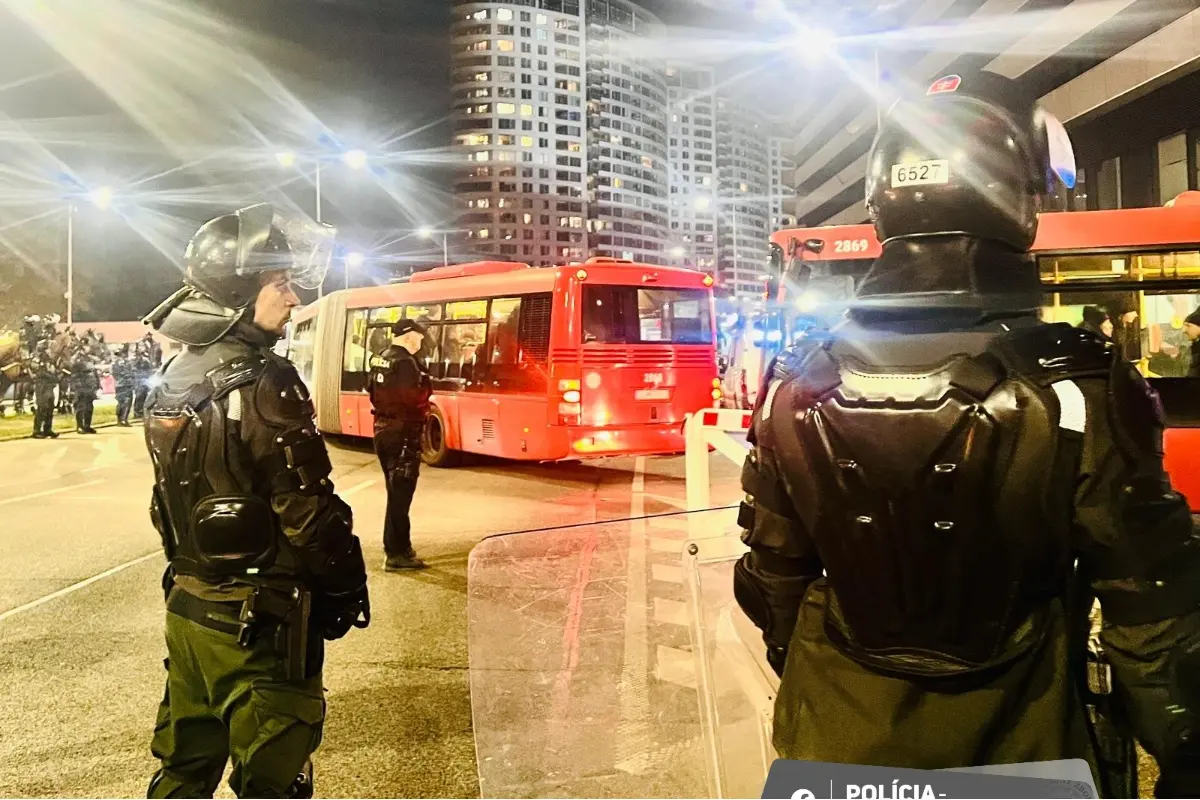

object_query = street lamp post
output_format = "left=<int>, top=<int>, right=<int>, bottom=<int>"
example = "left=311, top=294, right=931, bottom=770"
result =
left=66, top=203, right=74, bottom=326
left=65, top=186, right=112, bottom=326
left=278, top=149, right=368, bottom=297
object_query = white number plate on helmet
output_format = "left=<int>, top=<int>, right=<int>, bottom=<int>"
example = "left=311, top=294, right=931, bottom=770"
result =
left=891, top=159, right=950, bottom=187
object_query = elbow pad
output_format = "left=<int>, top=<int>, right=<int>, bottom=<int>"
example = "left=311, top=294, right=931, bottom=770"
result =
left=734, top=550, right=815, bottom=676
left=290, top=495, right=367, bottom=595
left=1097, top=476, right=1200, bottom=626
left=312, top=497, right=367, bottom=595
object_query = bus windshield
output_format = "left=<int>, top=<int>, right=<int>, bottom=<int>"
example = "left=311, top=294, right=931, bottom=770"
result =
left=582, top=286, right=713, bottom=345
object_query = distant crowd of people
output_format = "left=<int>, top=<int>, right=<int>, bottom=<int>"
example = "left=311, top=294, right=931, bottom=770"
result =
left=0, top=314, right=163, bottom=437
left=1077, top=302, right=1200, bottom=377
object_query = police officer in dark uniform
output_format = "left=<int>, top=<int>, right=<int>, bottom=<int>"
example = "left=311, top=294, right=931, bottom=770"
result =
left=734, top=72, right=1200, bottom=797
left=70, top=344, right=99, bottom=434
left=141, top=204, right=367, bottom=798
left=112, top=344, right=135, bottom=426
left=29, top=343, right=60, bottom=439
left=132, top=340, right=154, bottom=419
left=368, top=320, right=430, bottom=571
left=14, top=314, right=39, bottom=415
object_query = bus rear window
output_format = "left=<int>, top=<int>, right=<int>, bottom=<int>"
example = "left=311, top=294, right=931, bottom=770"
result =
left=583, top=286, right=713, bottom=344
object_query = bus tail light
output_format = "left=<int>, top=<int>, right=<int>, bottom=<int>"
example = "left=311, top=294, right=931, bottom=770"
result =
left=557, top=378, right=582, bottom=423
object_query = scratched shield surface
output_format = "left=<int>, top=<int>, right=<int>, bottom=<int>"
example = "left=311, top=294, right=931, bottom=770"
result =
left=466, top=509, right=743, bottom=798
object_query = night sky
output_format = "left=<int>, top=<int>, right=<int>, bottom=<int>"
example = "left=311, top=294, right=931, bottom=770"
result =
left=0, top=0, right=852, bottom=326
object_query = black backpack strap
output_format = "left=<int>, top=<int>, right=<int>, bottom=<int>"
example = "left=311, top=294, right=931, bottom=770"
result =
left=205, top=354, right=269, bottom=402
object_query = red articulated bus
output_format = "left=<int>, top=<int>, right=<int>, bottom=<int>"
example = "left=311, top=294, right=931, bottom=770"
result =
left=767, top=193, right=1200, bottom=510
left=288, top=257, right=719, bottom=466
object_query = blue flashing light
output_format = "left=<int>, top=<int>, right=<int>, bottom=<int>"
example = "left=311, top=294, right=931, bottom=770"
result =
left=767, top=330, right=783, bottom=343
left=749, top=329, right=765, bottom=344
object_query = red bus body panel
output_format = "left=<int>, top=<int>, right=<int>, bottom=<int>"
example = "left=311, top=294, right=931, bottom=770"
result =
left=304, top=259, right=716, bottom=461
left=770, top=204, right=1200, bottom=510
left=1164, top=429, right=1200, bottom=511
left=769, top=203, right=1200, bottom=258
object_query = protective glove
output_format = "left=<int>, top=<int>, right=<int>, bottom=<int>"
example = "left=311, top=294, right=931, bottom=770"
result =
left=319, top=586, right=370, bottom=640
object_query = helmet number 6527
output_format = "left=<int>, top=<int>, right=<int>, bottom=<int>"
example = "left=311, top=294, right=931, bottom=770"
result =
left=891, top=159, right=950, bottom=187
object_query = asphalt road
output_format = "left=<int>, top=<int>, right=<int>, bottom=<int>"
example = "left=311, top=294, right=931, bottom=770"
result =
left=0, top=425, right=745, bottom=798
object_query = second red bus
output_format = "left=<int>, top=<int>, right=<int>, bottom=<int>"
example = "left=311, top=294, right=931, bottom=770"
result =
left=288, top=257, right=719, bottom=466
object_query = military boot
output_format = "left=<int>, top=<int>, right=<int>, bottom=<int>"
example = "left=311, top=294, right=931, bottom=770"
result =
left=384, top=548, right=427, bottom=571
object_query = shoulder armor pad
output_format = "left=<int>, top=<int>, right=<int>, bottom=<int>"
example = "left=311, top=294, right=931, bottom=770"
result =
left=255, top=355, right=316, bottom=427
left=789, top=340, right=842, bottom=403
left=991, top=323, right=1113, bottom=386
left=204, top=354, right=268, bottom=401
left=753, top=340, right=824, bottom=417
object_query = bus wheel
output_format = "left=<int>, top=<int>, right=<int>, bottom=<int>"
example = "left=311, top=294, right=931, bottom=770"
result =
left=422, top=407, right=460, bottom=467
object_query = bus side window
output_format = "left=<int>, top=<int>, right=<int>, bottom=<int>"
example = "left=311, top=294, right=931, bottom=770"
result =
left=486, top=297, right=522, bottom=390
left=406, top=303, right=444, bottom=324
left=365, top=326, right=392, bottom=369
left=369, top=306, right=403, bottom=324
left=419, top=326, right=444, bottom=379
left=443, top=322, right=487, bottom=382
left=290, top=319, right=315, bottom=387
left=342, top=309, right=370, bottom=392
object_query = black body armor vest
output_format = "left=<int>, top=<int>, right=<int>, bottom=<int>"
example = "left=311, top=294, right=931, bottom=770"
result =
left=763, top=322, right=1112, bottom=678
left=145, top=354, right=288, bottom=584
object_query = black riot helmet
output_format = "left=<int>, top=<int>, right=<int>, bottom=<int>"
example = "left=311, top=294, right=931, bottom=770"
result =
left=144, top=204, right=335, bottom=346
left=185, top=204, right=300, bottom=310
left=855, top=72, right=1075, bottom=318
left=865, top=71, right=1075, bottom=252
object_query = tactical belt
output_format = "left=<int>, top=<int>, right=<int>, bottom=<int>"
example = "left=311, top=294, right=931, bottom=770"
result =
left=168, top=589, right=259, bottom=638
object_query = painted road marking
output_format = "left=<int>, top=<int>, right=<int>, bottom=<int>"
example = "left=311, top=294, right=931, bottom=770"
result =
left=650, top=537, right=684, bottom=555
left=0, top=551, right=159, bottom=623
left=653, top=597, right=690, bottom=627
left=651, top=563, right=683, bottom=584
left=616, top=455, right=653, bottom=775
left=0, top=478, right=105, bottom=508
left=340, top=478, right=377, bottom=498
left=655, top=645, right=698, bottom=689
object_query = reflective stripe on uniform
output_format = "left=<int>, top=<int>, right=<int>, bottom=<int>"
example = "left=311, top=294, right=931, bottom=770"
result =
left=227, top=389, right=242, bottom=421
left=1051, top=379, right=1086, bottom=433
left=762, top=379, right=782, bottom=421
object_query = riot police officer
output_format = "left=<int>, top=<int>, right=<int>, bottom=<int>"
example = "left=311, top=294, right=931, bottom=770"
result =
left=29, top=343, right=60, bottom=439
left=368, top=319, right=430, bottom=571
left=70, top=344, right=99, bottom=434
left=132, top=340, right=153, bottom=419
left=112, top=344, right=135, bottom=426
left=141, top=203, right=367, bottom=798
left=734, top=72, right=1200, bottom=797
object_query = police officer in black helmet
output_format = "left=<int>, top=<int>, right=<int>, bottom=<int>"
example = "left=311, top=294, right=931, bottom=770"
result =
left=734, top=72, right=1200, bottom=797
left=141, top=204, right=369, bottom=798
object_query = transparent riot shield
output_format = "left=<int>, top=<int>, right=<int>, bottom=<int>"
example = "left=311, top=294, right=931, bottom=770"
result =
left=683, top=528, right=780, bottom=799
left=468, top=508, right=751, bottom=799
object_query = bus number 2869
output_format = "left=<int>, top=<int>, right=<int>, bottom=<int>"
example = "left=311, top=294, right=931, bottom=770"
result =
left=833, top=239, right=870, bottom=253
